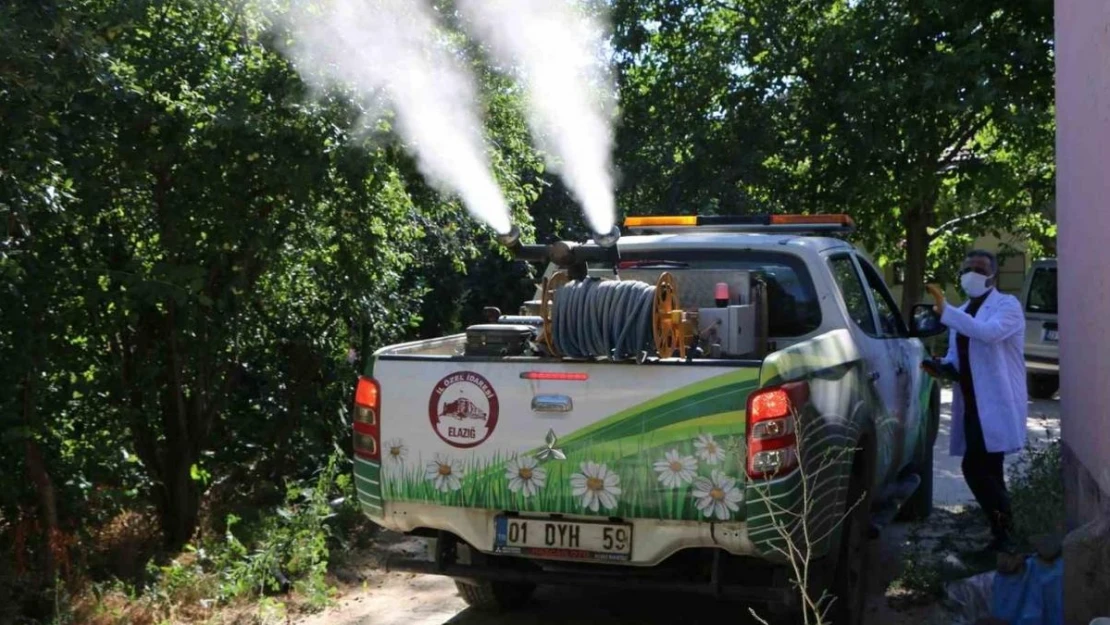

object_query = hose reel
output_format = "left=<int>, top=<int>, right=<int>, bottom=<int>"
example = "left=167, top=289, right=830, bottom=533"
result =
left=539, top=270, right=570, bottom=357
left=540, top=272, right=697, bottom=360
left=652, top=273, right=696, bottom=359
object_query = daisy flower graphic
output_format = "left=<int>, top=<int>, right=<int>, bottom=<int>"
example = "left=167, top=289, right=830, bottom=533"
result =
left=692, top=470, right=744, bottom=521
left=694, top=433, right=727, bottom=466
left=570, top=462, right=622, bottom=512
left=653, top=449, right=698, bottom=489
left=505, top=455, right=547, bottom=498
left=385, top=439, right=407, bottom=465
left=424, top=454, right=464, bottom=493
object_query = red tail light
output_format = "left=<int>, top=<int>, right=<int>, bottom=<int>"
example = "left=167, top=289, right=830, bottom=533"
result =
left=520, top=371, right=589, bottom=381
left=353, top=377, right=380, bottom=461
left=746, top=382, right=809, bottom=479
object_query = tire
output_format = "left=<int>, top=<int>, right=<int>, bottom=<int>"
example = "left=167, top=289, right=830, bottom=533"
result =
left=898, top=387, right=940, bottom=521
left=825, top=453, right=874, bottom=625
left=454, top=578, right=535, bottom=612
left=1029, top=374, right=1059, bottom=400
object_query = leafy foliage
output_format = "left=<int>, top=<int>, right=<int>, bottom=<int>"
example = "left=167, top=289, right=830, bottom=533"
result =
left=0, top=0, right=543, bottom=595
left=154, top=451, right=350, bottom=609
left=1008, top=439, right=1064, bottom=545
left=610, top=0, right=1055, bottom=310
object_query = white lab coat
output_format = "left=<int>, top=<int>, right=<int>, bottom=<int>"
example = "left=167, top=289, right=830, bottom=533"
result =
left=939, top=288, right=1028, bottom=456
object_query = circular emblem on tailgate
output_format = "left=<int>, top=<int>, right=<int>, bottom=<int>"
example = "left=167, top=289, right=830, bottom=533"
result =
left=428, top=371, right=499, bottom=448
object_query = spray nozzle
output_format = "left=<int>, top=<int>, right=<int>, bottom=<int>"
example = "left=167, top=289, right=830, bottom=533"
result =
left=496, top=226, right=522, bottom=249
left=498, top=227, right=549, bottom=263
left=593, top=225, right=621, bottom=249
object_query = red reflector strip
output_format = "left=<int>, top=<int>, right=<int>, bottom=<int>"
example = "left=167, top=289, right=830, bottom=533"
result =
left=520, top=371, right=589, bottom=381
left=353, top=422, right=376, bottom=436
left=770, top=213, right=854, bottom=226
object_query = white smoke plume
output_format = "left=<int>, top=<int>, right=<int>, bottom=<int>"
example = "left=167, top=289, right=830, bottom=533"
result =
left=282, top=0, right=512, bottom=234
left=456, top=0, right=617, bottom=235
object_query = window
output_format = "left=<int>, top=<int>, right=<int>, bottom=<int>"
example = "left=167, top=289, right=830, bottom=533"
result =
left=829, top=255, right=876, bottom=335
left=1026, top=267, right=1057, bottom=314
left=592, top=250, right=823, bottom=337
left=858, top=259, right=909, bottom=338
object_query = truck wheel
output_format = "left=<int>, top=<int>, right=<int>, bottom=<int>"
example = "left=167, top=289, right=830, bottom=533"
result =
left=826, top=453, right=873, bottom=625
left=454, top=578, right=535, bottom=612
left=1028, top=374, right=1059, bottom=400
left=897, top=388, right=939, bottom=522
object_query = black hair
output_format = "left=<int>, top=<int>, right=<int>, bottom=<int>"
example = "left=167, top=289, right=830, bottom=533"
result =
left=966, top=249, right=998, bottom=275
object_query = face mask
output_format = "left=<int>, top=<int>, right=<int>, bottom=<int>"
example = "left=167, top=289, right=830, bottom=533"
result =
left=960, top=271, right=993, bottom=298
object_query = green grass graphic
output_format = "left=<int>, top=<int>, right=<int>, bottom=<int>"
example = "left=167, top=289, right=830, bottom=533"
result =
left=381, top=425, right=751, bottom=522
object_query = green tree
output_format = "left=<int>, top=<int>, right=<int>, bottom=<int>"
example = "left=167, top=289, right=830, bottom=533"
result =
left=610, top=0, right=1055, bottom=311
left=611, top=0, right=787, bottom=216
left=1, top=0, right=544, bottom=563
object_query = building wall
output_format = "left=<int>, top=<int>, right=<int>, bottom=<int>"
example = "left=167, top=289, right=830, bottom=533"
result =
left=881, top=232, right=1035, bottom=307
left=1057, top=0, right=1110, bottom=528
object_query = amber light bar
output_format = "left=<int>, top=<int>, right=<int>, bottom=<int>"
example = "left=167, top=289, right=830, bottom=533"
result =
left=520, top=371, right=590, bottom=381
left=624, top=214, right=855, bottom=231
left=622, top=215, right=699, bottom=227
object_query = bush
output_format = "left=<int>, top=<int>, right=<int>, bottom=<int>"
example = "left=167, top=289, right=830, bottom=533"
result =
left=80, top=450, right=362, bottom=624
left=1008, top=439, right=1064, bottom=544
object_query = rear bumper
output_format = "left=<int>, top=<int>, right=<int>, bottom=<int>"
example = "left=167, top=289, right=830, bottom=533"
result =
left=386, top=530, right=794, bottom=606
left=1025, top=356, right=1060, bottom=375
left=372, top=501, right=760, bottom=566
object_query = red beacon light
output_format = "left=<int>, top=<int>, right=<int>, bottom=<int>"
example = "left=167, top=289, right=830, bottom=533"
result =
left=715, top=282, right=730, bottom=308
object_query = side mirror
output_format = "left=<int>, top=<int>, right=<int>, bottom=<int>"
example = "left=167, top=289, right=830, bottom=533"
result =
left=911, top=304, right=945, bottom=338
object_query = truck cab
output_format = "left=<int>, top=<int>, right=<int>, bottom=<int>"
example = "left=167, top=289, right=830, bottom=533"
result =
left=353, top=214, right=939, bottom=625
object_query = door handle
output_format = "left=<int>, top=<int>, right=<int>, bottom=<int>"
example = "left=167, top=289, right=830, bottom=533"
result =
left=532, top=394, right=573, bottom=413
left=868, top=371, right=881, bottom=382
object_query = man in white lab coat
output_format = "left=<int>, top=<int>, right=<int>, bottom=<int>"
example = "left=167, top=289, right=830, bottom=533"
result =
left=923, top=250, right=1028, bottom=551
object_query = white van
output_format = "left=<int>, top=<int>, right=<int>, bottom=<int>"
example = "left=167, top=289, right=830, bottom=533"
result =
left=1021, top=259, right=1058, bottom=399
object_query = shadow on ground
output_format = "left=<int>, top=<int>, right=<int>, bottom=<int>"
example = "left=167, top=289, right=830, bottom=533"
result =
left=444, top=586, right=766, bottom=625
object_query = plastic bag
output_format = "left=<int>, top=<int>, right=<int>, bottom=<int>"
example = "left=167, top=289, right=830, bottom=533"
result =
left=991, top=556, right=1063, bottom=625
left=945, top=571, right=997, bottom=625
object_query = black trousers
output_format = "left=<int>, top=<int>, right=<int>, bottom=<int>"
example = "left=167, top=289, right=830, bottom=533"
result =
left=961, top=400, right=1012, bottom=537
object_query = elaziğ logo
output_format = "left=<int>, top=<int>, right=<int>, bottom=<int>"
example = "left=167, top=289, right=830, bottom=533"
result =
left=428, top=371, right=499, bottom=448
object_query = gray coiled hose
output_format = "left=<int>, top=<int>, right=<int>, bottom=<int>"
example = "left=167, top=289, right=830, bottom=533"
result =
left=552, top=278, right=656, bottom=359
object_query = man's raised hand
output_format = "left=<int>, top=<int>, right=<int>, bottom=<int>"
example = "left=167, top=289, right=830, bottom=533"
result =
left=926, top=284, right=946, bottom=315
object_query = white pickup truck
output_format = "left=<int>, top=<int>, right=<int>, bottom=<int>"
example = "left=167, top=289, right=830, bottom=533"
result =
left=352, top=214, right=941, bottom=625
left=1021, top=258, right=1058, bottom=399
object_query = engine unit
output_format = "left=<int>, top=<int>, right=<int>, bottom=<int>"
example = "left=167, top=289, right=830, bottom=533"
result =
left=464, top=324, right=535, bottom=357
left=696, top=305, right=757, bottom=358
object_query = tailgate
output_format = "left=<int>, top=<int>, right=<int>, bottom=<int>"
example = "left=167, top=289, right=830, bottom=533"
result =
left=366, top=359, right=760, bottom=522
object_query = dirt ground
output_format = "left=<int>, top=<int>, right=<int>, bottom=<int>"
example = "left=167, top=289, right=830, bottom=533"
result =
left=296, top=392, right=1059, bottom=625
left=297, top=521, right=940, bottom=625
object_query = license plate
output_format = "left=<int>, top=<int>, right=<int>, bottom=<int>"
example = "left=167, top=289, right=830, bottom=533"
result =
left=1044, top=329, right=1058, bottom=342
left=493, top=516, right=632, bottom=562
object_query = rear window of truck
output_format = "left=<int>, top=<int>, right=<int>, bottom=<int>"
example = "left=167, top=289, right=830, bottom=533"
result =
left=1026, top=267, right=1057, bottom=314
left=598, top=250, right=822, bottom=337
